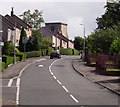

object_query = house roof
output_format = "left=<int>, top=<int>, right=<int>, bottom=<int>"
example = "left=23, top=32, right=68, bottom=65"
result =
left=46, top=22, right=67, bottom=26
left=41, top=26, right=73, bottom=43
left=0, top=14, right=14, bottom=30
left=5, top=14, right=32, bottom=29
left=41, top=27, right=54, bottom=38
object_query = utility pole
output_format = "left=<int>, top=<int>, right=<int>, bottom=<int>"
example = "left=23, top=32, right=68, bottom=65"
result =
left=80, top=24, right=85, bottom=61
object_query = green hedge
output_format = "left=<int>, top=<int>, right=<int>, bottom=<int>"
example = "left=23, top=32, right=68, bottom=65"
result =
left=47, top=47, right=54, bottom=55
left=60, top=48, right=79, bottom=55
left=26, top=51, right=42, bottom=58
left=10, top=52, right=26, bottom=61
left=72, top=49, right=80, bottom=55
left=2, top=55, right=20, bottom=67
left=0, top=62, right=5, bottom=71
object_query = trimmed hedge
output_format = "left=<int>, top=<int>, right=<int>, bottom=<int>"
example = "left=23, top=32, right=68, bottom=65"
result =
left=26, top=51, right=42, bottom=58
left=0, top=62, right=5, bottom=71
left=2, top=55, right=20, bottom=67
left=10, top=52, right=26, bottom=61
left=60, top=48, right=79, bottom=55
left=47, top=47, right=54, bottom=56
left=72, top=49, right=80, bottom=55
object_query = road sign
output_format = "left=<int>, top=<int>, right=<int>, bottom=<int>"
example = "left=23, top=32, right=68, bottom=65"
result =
left=22, top=37, right=28, bottom=44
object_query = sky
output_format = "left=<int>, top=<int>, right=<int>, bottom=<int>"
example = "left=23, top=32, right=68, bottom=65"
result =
left=0, top=0, right=106, bottom=40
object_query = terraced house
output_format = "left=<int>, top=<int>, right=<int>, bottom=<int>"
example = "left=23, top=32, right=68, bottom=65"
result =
left=41, top=22, right=74, bottom=49
left=0, top=8, right=32, bottom=46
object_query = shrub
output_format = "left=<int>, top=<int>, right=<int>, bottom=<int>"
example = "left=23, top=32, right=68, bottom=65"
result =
left=26, top=51, right=42, bottom=58
left=10, top=52, right=26, bottom=61
left=2, top=55, right=20, bottom=67
left=72, top=49, right=79, bottom=55
left=47, top=47, right=54, bottom=55
left=0, top=62, right=5, bottom=71
left=60, top=48, right=73, bottom=55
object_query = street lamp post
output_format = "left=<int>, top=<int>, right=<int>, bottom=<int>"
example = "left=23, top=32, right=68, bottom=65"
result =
left=80, top=24, right=85, bottom=61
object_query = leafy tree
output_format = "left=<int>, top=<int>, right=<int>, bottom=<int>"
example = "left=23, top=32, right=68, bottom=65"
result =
left=110, top=37, right=120, bottom=54
left=19, top=27, right=27, bottom=52
left=41, top=37, right=51, bottom=49
left=74, top=36, right=84, bottom=51
left=97, top=1, right=120, bottom=29
left=20, top=9, right=44, bottom=29
left=32, top=30, right=43, bottom=51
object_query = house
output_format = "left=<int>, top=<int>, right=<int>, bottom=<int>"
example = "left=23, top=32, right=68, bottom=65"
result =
left=0, top=7, right=32, bottom=46
left=41, top=22, right=74, bottom=49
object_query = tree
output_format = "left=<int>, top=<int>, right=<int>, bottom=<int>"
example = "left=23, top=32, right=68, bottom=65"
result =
left=19, top=27, right=27, bottom=52
left=20, top=9, right=44, bottom=29
left=74, top=36, right=84, bottom=51
left=32, top=30, right=43, bottom=51
left=41, top=37, right=51, bottom=49
left=110, top=37, right=120, bottom=54
left=96, top=1, right=120, bottom=29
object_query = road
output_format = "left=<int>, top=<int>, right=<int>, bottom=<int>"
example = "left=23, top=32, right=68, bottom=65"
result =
left=2, top=56, right=119, bottom=106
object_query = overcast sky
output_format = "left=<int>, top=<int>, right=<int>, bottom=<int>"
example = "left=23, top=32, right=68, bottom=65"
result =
left=0, top=1, right=106, bottom=40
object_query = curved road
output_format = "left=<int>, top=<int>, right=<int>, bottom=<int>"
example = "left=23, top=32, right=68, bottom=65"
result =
left=17, top=56, right=119, bottom=105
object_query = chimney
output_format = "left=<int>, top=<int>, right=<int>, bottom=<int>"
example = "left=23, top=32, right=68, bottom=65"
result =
left=11, top=7, right=14, bottom=16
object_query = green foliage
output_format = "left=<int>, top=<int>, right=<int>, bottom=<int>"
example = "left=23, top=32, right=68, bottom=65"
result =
left=20, top=9, right=44, bottom=29
left=2, top=41, right=14, bottom=55
left=97, top=1, right=120, bottom=29
left=26, top=51, right=42, bottom=58
left=0, top=61, right=5, bottom=71
left=19, top=27, right=27, bottom=52
left=2, top=55, right=20, bottom=67
left=41, top=37, right=51, bottom=49
left=74, top=36, right=84, bottom=50
left=32, top=30, right=43, bottom=51
left=110, top=37, right=120, bottom=54
left=86, top=25, right=119, bottom=54
left=46, top=47, right=54, bottom=56
left=60, top=48, right=73, bottom=55
left=72, top=49, right=80, bottom=55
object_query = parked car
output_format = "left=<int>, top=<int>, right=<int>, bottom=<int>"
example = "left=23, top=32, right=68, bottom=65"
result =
left=50, top=50, right=61, bottom=59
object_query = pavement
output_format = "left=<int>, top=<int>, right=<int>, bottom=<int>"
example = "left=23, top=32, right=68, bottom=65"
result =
left=72, top=59, right=120, bottom=96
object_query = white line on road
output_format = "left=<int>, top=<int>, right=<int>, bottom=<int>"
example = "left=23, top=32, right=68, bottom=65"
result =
left=53, top=76, right=56, bottom=80
left=51, top=72, right=54, bottom=75
left=70, top=95, right=79, bottom=103
left=62, top=86, right=69, bottom=92
left=7, top=79, right=13, bottom=87
left=57, top=80, right=62, bottom=85
left=14, top=58, right=46, bottom=105
left=38, top=65, right=44, bottom=67
left=16, top=78, right=20, bottom=105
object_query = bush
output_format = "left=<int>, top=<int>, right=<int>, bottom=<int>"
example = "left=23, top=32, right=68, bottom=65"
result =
left=0, top=62, right=5, bottom=71
left=10, top=52, right=26, bottom=61
left=26, top=51, right=42, bottom=58
left=47, top=47, right=54, bottom=55
left=72, top=49, right=80, bottom=55
left=60, top=48, right=73, bottom=55
left=2, top=55, right=20, bottom=67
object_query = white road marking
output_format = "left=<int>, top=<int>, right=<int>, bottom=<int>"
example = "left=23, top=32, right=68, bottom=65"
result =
left=38, top=65, right=44, bottom=67
left=70, top=95, right=79, bottom=103
left=14, top=58, right=46, bottom=105
left=51, top=72, right=54, bottom=75
left=7, top=79, right=13, bottom=87
left=16, top=78, right=20, bottom=105
left=57, top=80, right=62, bottom=85
left=53, top=76, right=56, bottom=80
left=62, top=86, right=69, bottom=92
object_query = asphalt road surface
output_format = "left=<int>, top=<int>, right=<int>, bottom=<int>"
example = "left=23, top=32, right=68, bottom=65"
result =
left=2, top=56, right=119, bottom=106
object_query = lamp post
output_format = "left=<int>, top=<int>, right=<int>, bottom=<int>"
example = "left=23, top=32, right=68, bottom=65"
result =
left=80, top=24, right=85, bottom=61
left=0, top=30, right=3, bottom=61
